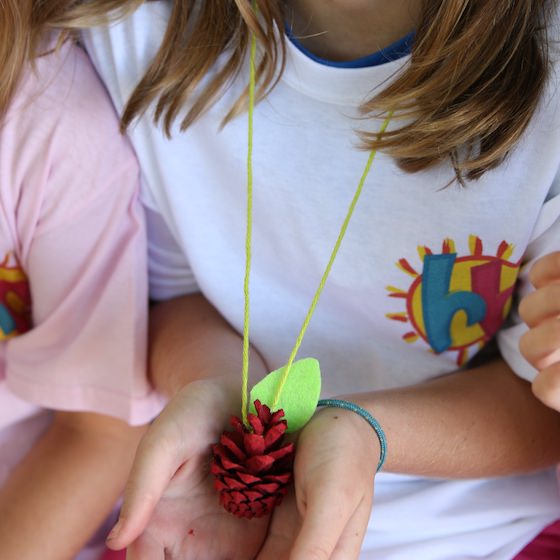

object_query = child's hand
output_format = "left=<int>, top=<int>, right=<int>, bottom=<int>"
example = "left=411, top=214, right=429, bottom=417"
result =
left=105, top=378, right=269, bottom=559
left=257, top=405, right=379, bottom=560
left=519, top=251, right=560, bottom=410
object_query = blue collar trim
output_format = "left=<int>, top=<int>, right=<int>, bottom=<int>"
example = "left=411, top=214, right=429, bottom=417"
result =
left=286, top=29, right=414, bottom=68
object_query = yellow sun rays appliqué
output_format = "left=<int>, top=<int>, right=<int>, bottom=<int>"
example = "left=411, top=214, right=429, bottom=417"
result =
left=386, top=236, right=520, bottom=366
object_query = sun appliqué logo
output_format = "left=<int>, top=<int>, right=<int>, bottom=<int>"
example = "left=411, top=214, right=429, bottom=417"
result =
left=0, top=252, right=31, bottom=339
left=386, top=236, right=520, bottom=366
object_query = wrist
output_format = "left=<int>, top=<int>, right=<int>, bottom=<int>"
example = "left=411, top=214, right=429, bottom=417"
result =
left=155, top=349, right=269, bottom=400
left=316, top=398, right=385, bottom=472
left=169, top=376, right=244, bottom=440
left=184, top=375, right=242, bottom=410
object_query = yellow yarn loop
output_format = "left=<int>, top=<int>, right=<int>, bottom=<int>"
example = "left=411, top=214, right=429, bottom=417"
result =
left=242, top=17, right=392, bottom=420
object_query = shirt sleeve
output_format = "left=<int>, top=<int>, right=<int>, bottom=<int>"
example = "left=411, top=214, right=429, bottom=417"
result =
left=144, top=202, right=200, bottom=301
left=4, top=43, right=165, bottom=425
left=497, top=175, right=560, bottom=382
left=82, top=17, right=199, bottom=303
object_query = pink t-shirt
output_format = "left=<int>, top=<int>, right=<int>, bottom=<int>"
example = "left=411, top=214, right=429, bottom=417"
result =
left=0, top=39, right=164, bottom=555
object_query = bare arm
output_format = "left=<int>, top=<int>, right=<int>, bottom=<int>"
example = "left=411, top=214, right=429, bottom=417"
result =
left=345, top=358, right=560, bottom=477
left=108, top=292, right=560, bottom=557
left=0, top=411, right=146, bottom=560
left=151, top=294, right=560, bottom=476
left=256, top=358, right=560, bottom=560
left=149, top=292, right=267, bottom=400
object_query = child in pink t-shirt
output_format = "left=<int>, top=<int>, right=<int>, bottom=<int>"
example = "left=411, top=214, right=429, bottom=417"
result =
left=0, top=32, right=162, bottom=560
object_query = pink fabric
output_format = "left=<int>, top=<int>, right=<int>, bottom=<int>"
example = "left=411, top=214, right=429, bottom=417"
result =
left=0, top=39, right=164, bottom=428
left=0, top=38, right=164, bottom=558
left=100, top=549, right=127, bottom=560
left=513, top=520, right=560, bottom=559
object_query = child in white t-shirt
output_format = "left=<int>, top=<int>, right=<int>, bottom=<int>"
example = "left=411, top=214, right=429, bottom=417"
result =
left=45, top=0, right=560, bottom=558
left=0, top=8, right=162, bottom=560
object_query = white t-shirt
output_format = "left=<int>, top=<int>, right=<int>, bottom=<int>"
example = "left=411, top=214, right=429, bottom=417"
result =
left=84, top=4, right=560, bottom=558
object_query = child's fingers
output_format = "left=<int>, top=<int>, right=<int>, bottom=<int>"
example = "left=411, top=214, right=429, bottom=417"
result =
left=106, top=429, right=181, bottom=550
left=519, top=318, right=560, bottom=370
left=290, top=481, right=361, bottom=560
left=528, top=252, right=560, bottom=289
left=329, top=497, right=372, bottom=560
left=519, top=283, right=560, bottom=327
left=256, top=489, right=299, bottom=559
left=533, top=362, right=560, bottom=409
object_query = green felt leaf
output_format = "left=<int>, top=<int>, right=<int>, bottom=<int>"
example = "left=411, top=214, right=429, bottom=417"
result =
left=250, top=358, right=321, bottom=433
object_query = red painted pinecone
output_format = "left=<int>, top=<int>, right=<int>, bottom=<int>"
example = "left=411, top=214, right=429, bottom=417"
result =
left=211, top=400, right=295, bottom=519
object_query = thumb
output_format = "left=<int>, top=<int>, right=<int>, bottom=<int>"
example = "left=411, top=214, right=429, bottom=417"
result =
left=105, top=427, right=181, bottom=550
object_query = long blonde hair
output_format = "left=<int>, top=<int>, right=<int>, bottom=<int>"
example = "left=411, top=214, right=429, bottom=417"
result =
left=5, top=0, right=553, bottom=181
left=0, top=0, right=138, bottom=118
left=1, top=0, right=32, bottom=119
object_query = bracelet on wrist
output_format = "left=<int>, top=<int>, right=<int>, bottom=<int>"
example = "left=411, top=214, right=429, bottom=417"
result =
left=317, top=398, right=387, bottom=472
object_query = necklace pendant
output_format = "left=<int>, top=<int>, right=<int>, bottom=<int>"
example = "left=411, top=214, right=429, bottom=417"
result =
left=249, top=357, right=322, bottom=433
left=211, top=400, right=294, bottom=518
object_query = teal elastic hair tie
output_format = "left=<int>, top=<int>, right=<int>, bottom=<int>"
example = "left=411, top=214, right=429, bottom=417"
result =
left=317, top=398, right=387, bottom=472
